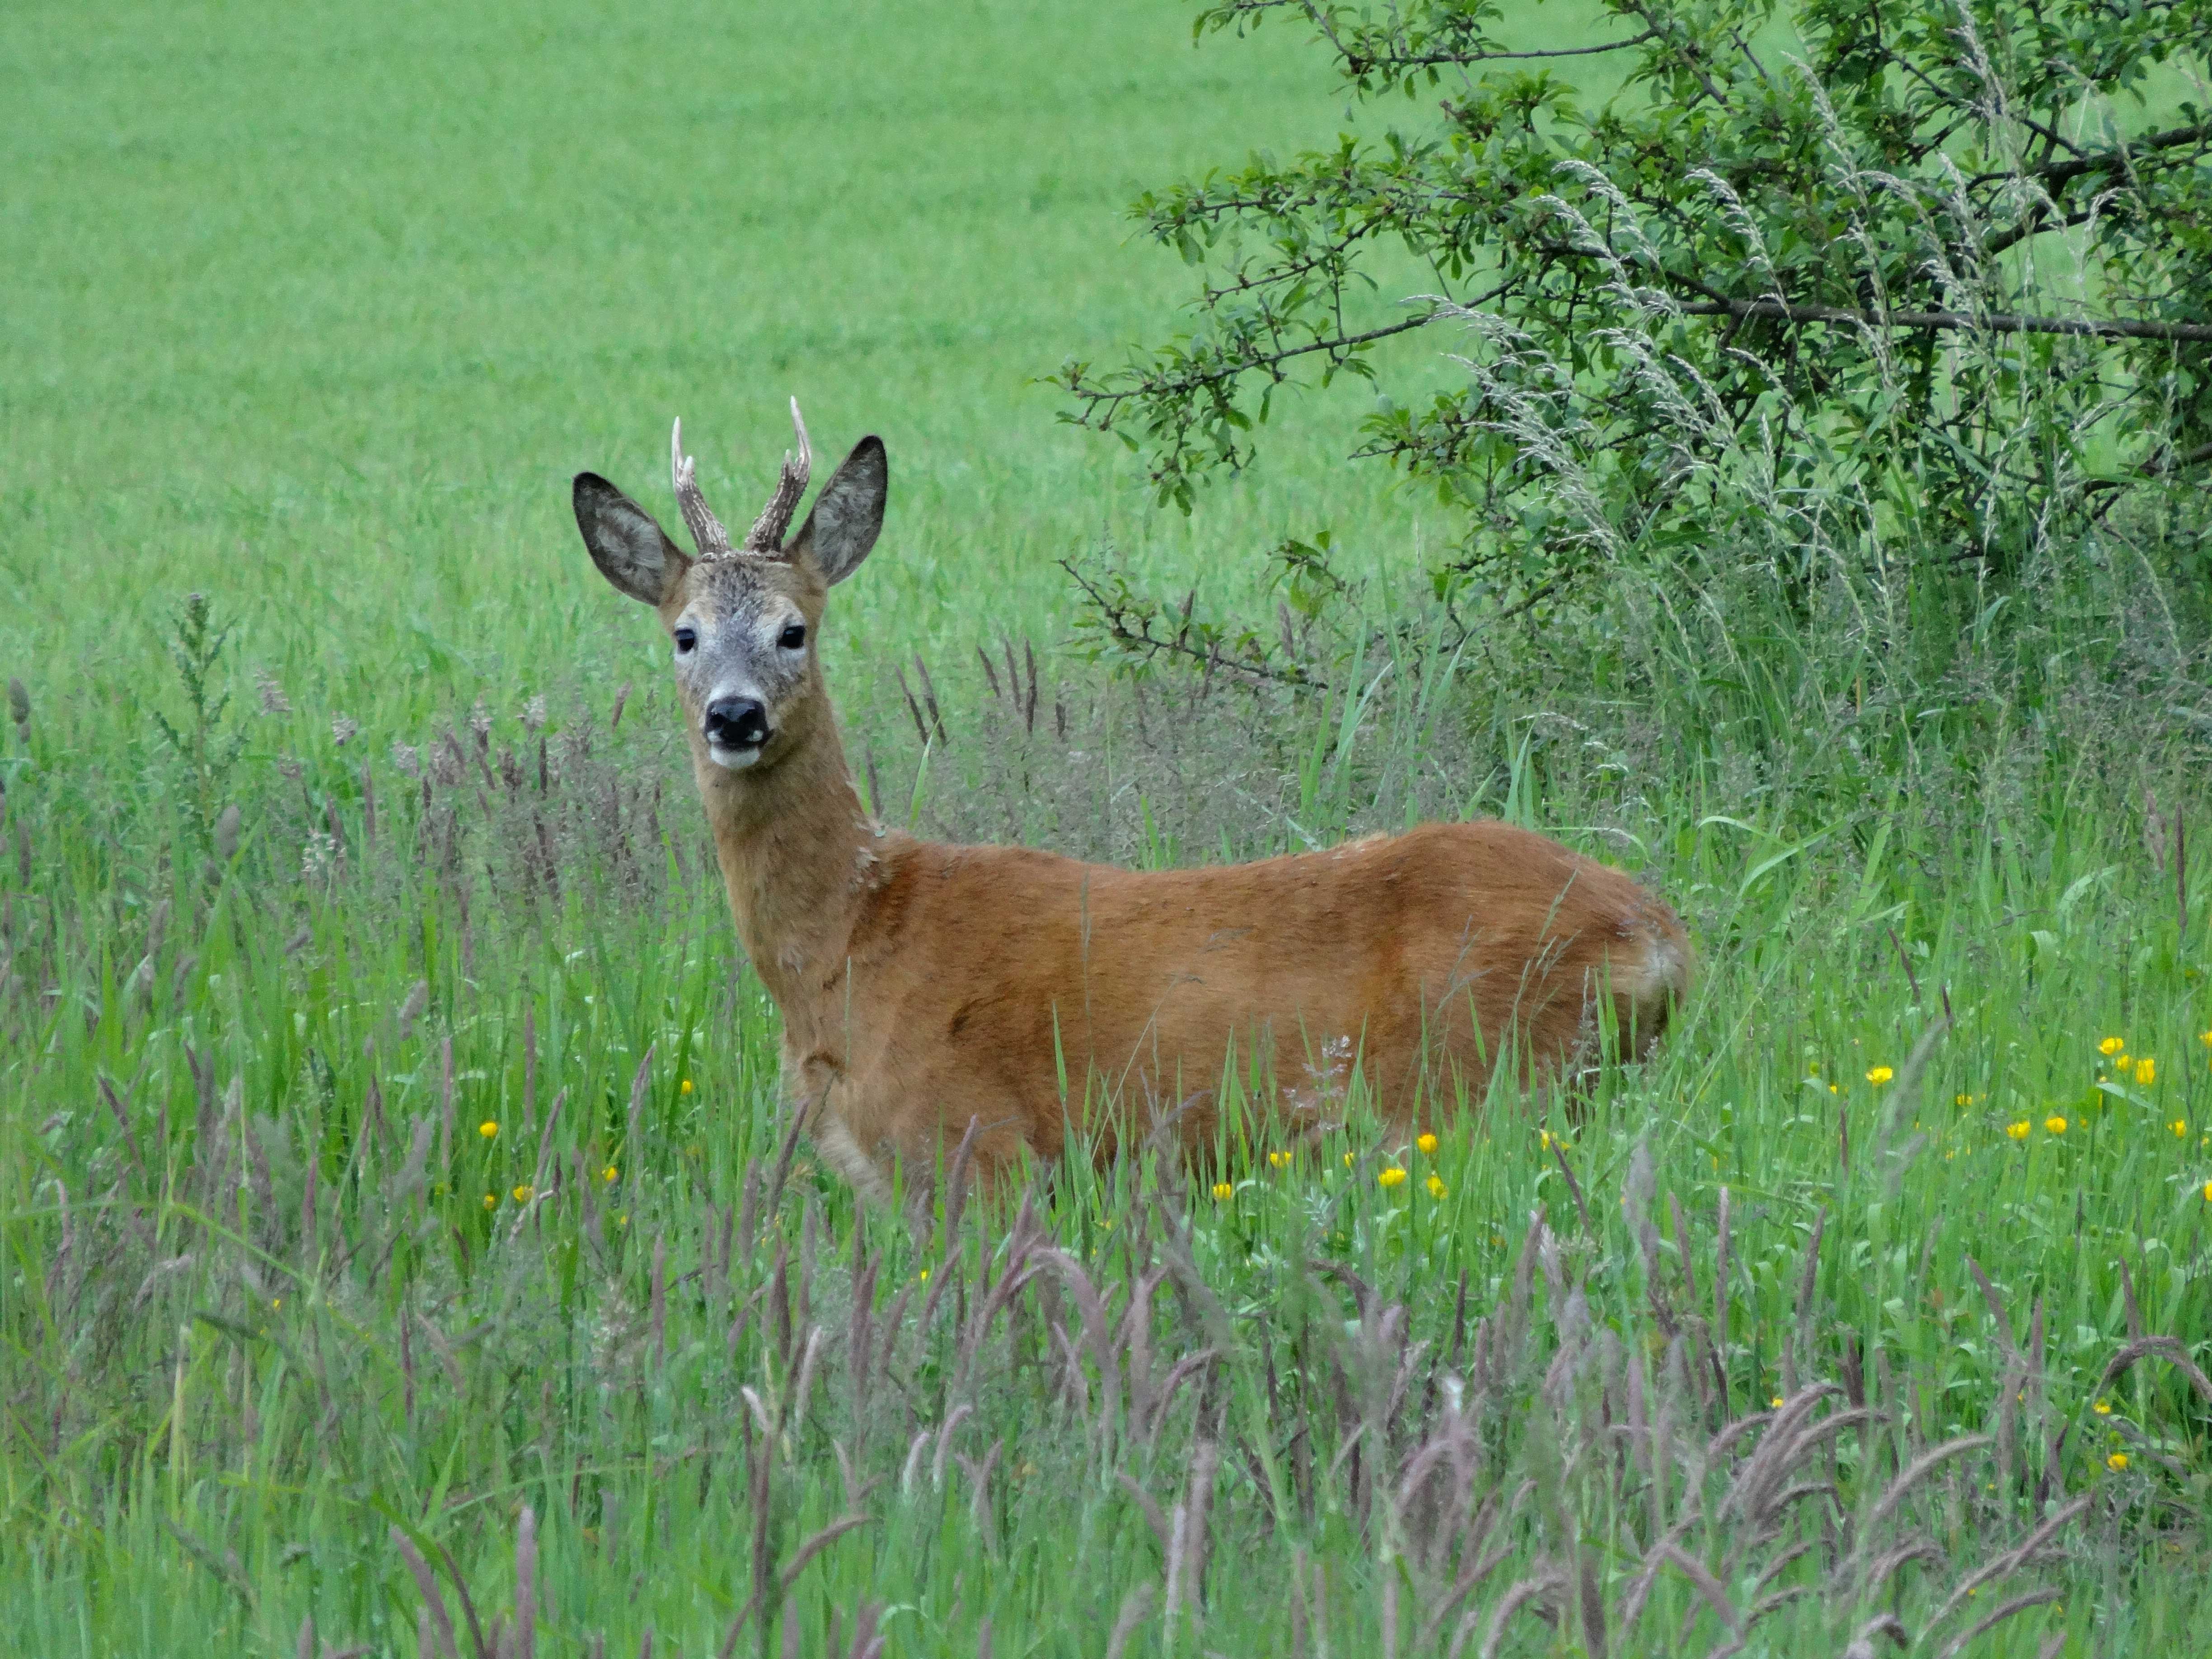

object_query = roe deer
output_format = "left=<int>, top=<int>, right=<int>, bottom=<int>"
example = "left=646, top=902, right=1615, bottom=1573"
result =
left=572, top=406, right=1689, bottom=1200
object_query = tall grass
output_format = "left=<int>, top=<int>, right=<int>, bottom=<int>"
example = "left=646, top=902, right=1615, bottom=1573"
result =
left=5, top=538, right=2209, bottom=1653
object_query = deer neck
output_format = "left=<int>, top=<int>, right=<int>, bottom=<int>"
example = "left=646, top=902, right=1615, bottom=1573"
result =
left=694, top=715, right=884, bottom=1008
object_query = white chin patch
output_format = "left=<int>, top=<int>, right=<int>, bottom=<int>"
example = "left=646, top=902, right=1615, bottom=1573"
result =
left=708, top=742, right=764, bottom=771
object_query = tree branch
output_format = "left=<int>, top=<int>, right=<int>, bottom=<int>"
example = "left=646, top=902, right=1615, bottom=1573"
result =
left=1057, top=559, right=1324, bottom=690
left=1675, top=296, right=2212, bottom=344
left=1349, top=28, right=1661, bottom=68
left=1983, top=207, right=2096, bottom=259
left=1064, top=309, right=1450, bottom=426
left=2029, top=119, right=2212, bottom=187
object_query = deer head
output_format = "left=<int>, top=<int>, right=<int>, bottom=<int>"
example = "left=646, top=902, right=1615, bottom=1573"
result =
left=572, top=402, right=887, bottom=773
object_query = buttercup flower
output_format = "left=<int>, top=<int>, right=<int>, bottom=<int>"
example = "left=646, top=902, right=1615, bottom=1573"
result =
left=1426, top=1173, right=1447, bottom=1198
left=478, top=1120, right=498, bottom=1139
left=2093, top=1401, right=2113, bottom=1416
left=1771, top=1396, right=1785, bottom=1409
left=1416, top=1132, right=1439, bottom=1156
left=1378, top=1166, right=1407, bottom=1188
left=2045, top=1116, right=2067, bottom=1136
left=2134, top=1056, right=2156, bottom=1085
left=603, top=1164, right=619, bottom=1182
left=680, top=1078, right=694, bottom=1095
left=1211, top=1181, right=1234, bottom=1201
left=482, top=1193, right=497, bottom=1210
left=2007, top=1121, right=2031, bottom=1141
left=512, top=1184, right=532, bottom=1203
left=1268, top=1150, right=1291, bottom=1170
left=2100, top=1036, right=2126, bottom=1056
left=2170, top=1121, right=2187, bottom=1140
left=2107, top=1453, right=2129, bottom=1472
left=1866, top=1065, right=1894, bottom=1085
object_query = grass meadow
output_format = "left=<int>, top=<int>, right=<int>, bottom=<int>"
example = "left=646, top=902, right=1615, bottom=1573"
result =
left=4, top=1, right=2211, bottom=1654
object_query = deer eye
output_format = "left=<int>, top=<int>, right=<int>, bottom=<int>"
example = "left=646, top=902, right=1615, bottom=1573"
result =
left=778, top=622, right=807, bottom=651
left=673, top=627, right=697, bottom=654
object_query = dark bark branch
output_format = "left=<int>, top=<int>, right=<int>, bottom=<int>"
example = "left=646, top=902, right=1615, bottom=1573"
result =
left=1351, top=28, right=1662, bottom=68
left=1057, top=559, right=1324, bottom=690
left=1982, top=207, right=2096, bottom=259
left=2012, top=120, right=2212, bottom=187
left=2011, top=112, right=2089, bottom=164
left=1676, top=296, right=2212, bottom=344
left=1066, top=309, right=1450, bottom=424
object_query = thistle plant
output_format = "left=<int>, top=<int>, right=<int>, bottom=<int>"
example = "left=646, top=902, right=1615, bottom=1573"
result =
left=151, top=590, right=248, bottom=849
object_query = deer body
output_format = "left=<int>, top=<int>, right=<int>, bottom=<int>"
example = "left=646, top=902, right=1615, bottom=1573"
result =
left=575, top=408, right=1689, bottom=1197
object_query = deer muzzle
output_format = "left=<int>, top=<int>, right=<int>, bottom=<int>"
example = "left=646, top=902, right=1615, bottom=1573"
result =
left=704, top=694, right=770, bottom=759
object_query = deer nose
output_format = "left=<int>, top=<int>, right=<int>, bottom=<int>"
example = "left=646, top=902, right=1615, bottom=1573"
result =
left=704, top=695, right=769, bottom=749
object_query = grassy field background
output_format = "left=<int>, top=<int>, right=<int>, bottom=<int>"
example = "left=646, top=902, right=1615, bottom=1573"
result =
left=2, top=0, right=1433, bottom=738
left=4, top=1, right=2211, bottom=1655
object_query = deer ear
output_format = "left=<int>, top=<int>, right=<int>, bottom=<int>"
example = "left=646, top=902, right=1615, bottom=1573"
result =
left=788, top=436, right=886, bottom=586
left=573, top=473, right=689, bottom=605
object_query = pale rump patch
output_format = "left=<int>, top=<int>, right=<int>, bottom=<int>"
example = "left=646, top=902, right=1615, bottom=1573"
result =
left=1613, top=916, right=1693, bottom=1005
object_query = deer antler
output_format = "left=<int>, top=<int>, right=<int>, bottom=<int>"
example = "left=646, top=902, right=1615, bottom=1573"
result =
left=670, top=417, right=733, bottom=558
left=742, top=398, right=812, bottom=554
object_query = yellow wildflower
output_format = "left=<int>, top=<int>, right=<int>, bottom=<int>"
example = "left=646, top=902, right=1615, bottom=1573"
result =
left=2093, top=1400, right=2113, bottom=1416
left=2100, top=1036, right=2126, bottom=1056
left=1378, top=1166, right=1407, bottom=1189
left=271, top=1298, right=282, bottom=1310
left=1770, top=1396, right=1785, bottom=1409
left=478, top=1120, right=498, bottom=1139
left=918, top=1266, right=928, bottom=1282
left=1538, top=1129, right=1556, bottom=1151
left=2107, top=1453, right=2129, bottom=1472
left=1211, top=1181, right=1234, bottom=1201
left=1866, top=1065, right=1894, bottom=1085
left=680, top=1078, right=694, bottom=1095
left=1268, top=1150, right=1291, bottom=1170
left=2134, top=1056, right=2156, bottom=1086
left=512, top=1184, right=532, bottom=1203
left=2045, top=1116, right=2067, bottom=1136
left=1416, top=1132, right=1439, bottom=1156
left=603, top=1164, right=619, bottom=1182
left=1828, top=1083, right=1838, bottom=1094
left=482, top=1193, right=497, bottom=1210
left=1955, top=1093, right=1972, bottom=1106
left=1426, top=1173, right=1447, bottom=1199
left=2170, top=1121, right=2187, bottom=1140
left=2203, top=1179, right=2212, bottom=1202
left=2007, top=1121, right=2030, bottom=1141
left=1343, top=1152, right=1355, bottom=1168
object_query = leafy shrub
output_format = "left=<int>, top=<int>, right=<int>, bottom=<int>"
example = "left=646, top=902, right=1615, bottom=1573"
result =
left=1056, top=0, right=2212, bottom=611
